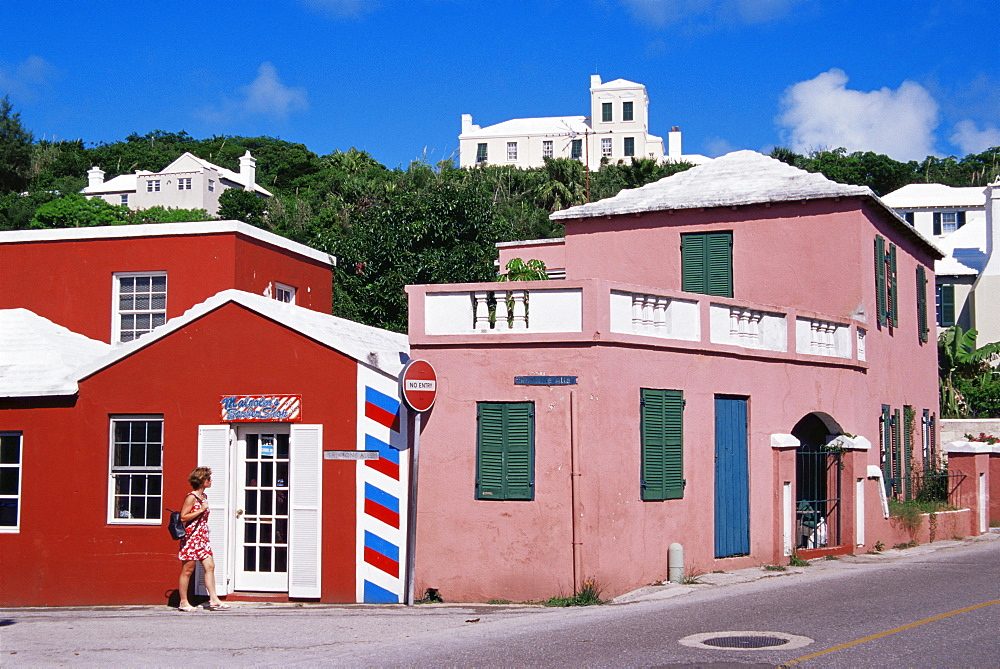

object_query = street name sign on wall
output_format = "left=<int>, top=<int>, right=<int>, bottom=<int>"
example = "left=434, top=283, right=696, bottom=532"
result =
left=400, top=359, right=437, bottom=412
left=220, top=395, right=302, bottom=422
left=514, top=376, right=578, bottom=386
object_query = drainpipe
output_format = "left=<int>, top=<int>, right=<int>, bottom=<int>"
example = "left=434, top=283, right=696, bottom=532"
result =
left=570, top=391, right=583, bottom=591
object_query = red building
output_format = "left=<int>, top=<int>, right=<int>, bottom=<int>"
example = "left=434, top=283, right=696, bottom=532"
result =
left=0, top=222, right=412, bottom=606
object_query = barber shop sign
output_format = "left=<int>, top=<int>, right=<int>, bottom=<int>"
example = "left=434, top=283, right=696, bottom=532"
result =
left=220, top=394, right=302, bottom=422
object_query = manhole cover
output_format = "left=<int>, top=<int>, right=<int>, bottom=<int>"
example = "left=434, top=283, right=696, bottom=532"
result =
left=679, top=631, right=813, bottom=651
left=702, top=635, right=789, bottom=649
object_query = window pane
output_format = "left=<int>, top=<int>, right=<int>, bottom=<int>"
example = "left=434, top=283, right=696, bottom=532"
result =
left=262, top=462, right=274, bottom=487
left=246, top=461, right=258, bottom=487
left=146, top=495, right=161, bottom=519
left=0, top=436, right=21, bottom=463
left=275, top=547, right=288, bottom=573
left=276, top=490, right=288, bottom=516
left=0, top=499, right=18, bottom=526
left=245, top=521, right=257, bottom=544
left=260, top=522, right=272, bottom=544
left=259, top=547, right=272, bottom=572
left=0, top=467, right=18, bottom=495
left=120, top=278, right=136, bottom=293
left=246, top=434, right=258, bottom=459
left=261, top=490, right=273, bottom=515
left=275, top=518, right=288, bottom=543
left=246, top=490, right=258, bottom=515
left=276, top=462, right=288, bottom=487
left=244, top=546, right=257, bottom=571
left=277, top=434, right=289, bottom=459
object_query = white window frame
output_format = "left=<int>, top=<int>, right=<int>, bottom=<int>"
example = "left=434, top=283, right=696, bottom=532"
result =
left=476, top=144, right=488, bottom=164
left=624, top=137, right=635, bottom=157
left=542, top=140, right=553, bottom=159
left=941, top=212, right=958, bottom=234
left=0, top=432, right=22, bottom=533
left=121, top=194, right=129, bottom=206
left=208, top=179, right=215, bottom=192
left=623, top=100, right=634, bottom=122
left=178, top=178, right=192, bottom=190
left=601, top=137, right=612, bottom=158
left=147, top=180, right=161, bottom=193
left=273, top=282, right=296, bottom=304
left=507, top=142, right=518, bottom=161
left=108, top=416, right=164, bottom=525
left=112, top=272, right=168, bottom=343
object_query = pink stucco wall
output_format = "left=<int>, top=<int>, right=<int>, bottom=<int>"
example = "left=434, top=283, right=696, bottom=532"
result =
left=410, top=196, right=944, bottom=602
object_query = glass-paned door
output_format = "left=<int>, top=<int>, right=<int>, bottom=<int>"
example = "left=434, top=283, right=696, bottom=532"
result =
left=236, top=426, right=290, bottom=591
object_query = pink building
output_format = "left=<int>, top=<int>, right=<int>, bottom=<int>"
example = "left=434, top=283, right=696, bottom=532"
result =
left=405, top=151, right=971, bottom=603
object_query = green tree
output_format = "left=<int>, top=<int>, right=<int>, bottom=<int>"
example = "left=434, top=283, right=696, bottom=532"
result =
left=0, top=95, right=34, bottom=194
left=498, top=257, right=548, bottom=281
left=938, top=326, right=1000, bottom=418
left=217, top=188, right=267, bottom=225
left=133, top=206, right=212, bottom=224
left=29, top=193, right=131, bottom=228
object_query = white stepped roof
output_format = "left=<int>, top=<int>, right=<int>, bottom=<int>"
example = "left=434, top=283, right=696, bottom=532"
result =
left=76, top=290, right=410, bottom=381
left=82, top=151, right=272, bottom=197
left=461, top=116, right=591, bottom=138
left=882, top=183, right=986, bottom=209
left=550, top=150, right=943, bottom=257
left=0, top=310, right=110, bottom=397
left=593, top=78, right=644, bottom=89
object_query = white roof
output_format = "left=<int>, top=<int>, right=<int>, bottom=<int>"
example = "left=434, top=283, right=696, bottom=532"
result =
left=0, top=220, right=334, bottom=266
left=77, top=290, right=410, bottom=381
left=82, top=173, right=137, bottom=193
left=933, top=217, right=987, bottom=275
left=81, top=151, right=272, bottom=197
left=0, top=310, right=110, bottom=397
left=550, top=150, right=943, bottom=257
left=593, top=78, right=644, bottom=90
left=461, top=116, right=591, bottom=139
left=881, top=183, right=986, bottom=210
left=935, top=255, right=979, bottom=276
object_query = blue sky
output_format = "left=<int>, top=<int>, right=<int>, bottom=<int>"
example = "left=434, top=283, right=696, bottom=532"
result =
left=3, top=0, right=997, bottom=168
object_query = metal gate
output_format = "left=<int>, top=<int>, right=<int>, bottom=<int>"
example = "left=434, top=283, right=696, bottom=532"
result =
left=795, top=449, right=842, bottom=550
left=715, top=396, right=750, bottom=558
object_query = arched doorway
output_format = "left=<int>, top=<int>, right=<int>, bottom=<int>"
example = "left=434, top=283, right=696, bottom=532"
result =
left=791, top=412, right=844, bottom=551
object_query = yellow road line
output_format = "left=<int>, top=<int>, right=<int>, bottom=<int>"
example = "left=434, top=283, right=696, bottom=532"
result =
left=779, top=599, right=1000, bottom=667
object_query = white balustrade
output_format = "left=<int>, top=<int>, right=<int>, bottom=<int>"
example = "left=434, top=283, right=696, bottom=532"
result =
left=611, top=291, right=700, bottom=341
left=795, top=317, right=851, bottom=358
left=424, top=287, right=582, bottom=335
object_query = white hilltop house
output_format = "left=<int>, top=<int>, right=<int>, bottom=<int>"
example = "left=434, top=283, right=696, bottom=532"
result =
left=882, top=182, right=996, bottom=340
left=459, top=75, right=709, bottom=169
left=81, top=151, right=272, bottom=217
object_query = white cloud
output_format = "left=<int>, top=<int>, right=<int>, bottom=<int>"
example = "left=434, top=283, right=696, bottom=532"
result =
left=621, top=0, right=801, bottom=26
left=950, top=120, right=1000, bottom=156
left=777, top=69, right=939, bottom=161
left=300, top=0, right=379, bottom=17
left=198, top=63, right=308, bottom=123
left=0, top=55, right=60, bottom=101
left=703, top=137, right=737, bottom=157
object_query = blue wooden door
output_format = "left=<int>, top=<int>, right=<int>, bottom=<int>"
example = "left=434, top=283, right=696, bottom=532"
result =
left=715, top=396, right=750, bottom=558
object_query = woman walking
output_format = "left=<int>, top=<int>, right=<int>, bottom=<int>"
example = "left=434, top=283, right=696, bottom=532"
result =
left=177, top=466, right=230, bottom=611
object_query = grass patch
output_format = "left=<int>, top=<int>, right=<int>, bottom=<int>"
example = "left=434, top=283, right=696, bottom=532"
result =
left=544, top=580, right=603, bottom=607
left=487, top=599, right=511, bottom=605
left=824, top=555, right=840, bottom=561
left=415, top=588, right=443, bottom=604
left=892, top=541, right=917, bottom=550
left=789, top=554, right=811, bottom=567
left=763, top=564, right=787, bottom=572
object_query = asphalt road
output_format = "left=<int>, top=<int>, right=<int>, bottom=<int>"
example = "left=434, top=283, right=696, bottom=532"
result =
left=2, top=535, right=998, bottom=667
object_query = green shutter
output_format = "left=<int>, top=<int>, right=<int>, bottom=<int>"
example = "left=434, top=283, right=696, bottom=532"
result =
left=875, top=236, right=887, bottom=327
left=939, top=284, right=955, bottom=326
left=891, top=408, right=902, bottom=496
left=957, top=211, right=966, bottom=229
left=889, top=243, right=899, bottom=328
left=641, top=389, right=684, bottom=501
left=682, top=232, right=732, bottom=297
left=933, top=212, right=941, bottom=235
left=903, top=408, right=913, bottom=500
left=917, top=265, right=928, bottom=343
left=880, top=405, right=892, bottom=494
left=476, top=402, right=534, bottom=501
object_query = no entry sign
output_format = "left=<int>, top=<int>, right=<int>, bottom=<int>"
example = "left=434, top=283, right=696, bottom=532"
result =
left=400, top=359, right=437, bottom=412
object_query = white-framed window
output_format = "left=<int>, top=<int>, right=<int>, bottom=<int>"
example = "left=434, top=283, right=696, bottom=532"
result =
left=624, top=137, right=635, bottom=157
left=147, top=180, right=161, bottom=193
left=476, top=144, right=488, bottom=164
left=208, top=179, right=215, bottom=192
left=601, top=138, right=612, bottom=157
left=0, top=432, right=22, bottom=532
left=121, top=194, right=129, bottom=206
left=571, top=139, right=583, bottom=160
left=623, top=101, right=634, bottom=121
left=113, top=272, right=167, bottom=343
left=178, top=178, right=192, bottom=190
left=273, top=282, right=296, bottom=304
left=507, top=142, right=518, bottom=161
left=602, top=102, right=613, bottom=122
left=109, top=417, right=163, bottom=523
left=941, top=212, right=958, bottom=234
left=542, top=140, right=553, bottom=159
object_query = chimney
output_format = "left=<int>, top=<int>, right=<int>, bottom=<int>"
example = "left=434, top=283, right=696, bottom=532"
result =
left=590, top=74, right=602, bottom=89
left=239, top=151, right=257, bottom=191
left=461, top=113, right=476, bottom=135
left=970, top=177, right=1000, bottom=345
left=87, top=166, right=105, bottom=190
left=668, top=127, right=682, bottom=159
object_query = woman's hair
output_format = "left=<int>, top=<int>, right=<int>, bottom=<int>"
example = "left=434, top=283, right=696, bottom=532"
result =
left=188, top=467, right=213, bottom=490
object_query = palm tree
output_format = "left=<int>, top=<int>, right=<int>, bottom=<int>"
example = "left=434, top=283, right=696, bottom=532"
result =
left=938, top=326, right=1000, bottom=417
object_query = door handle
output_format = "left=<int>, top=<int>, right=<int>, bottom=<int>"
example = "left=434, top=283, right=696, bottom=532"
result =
left=236, top=509, right=244, bottom=517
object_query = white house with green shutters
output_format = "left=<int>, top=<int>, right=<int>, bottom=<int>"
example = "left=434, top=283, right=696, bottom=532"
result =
left=458, top=75, right=709, bottom=170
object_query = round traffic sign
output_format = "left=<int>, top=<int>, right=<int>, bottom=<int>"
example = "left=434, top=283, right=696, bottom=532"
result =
left=400, top=359, right=437, bottom=412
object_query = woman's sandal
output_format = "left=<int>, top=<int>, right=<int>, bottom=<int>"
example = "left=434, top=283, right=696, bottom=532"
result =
left=178, top=604, right=199, bottom=612
left=207, top=602, right=231, bottom=611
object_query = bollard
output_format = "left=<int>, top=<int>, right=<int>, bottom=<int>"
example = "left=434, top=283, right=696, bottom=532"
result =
left=668, top=542, right=684, bottom=583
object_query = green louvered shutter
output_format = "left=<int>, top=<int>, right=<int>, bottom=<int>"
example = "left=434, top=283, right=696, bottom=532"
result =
left=641, top=389, right=684, bottom=501
left=681, top=232, right=732, bottom=297
left=476, top=402, right=534, bottom=501
left=881, top=405, right=892, bottom=494
left=916, top=265, right=929, bottom=343
left=903, top=407, right=913, bottom=500
left=875, top=236, right=887, bottom=327
left=889, top=243, right=899, bottom=328
left=892, top=408, right=902, bottom=497
left=503, top=403, right=535, bottom=500
left=939, top=284, right=955, bottom=326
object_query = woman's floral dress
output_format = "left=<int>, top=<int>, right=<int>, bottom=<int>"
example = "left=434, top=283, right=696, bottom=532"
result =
left=178, top=492, right=213, bottom=561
